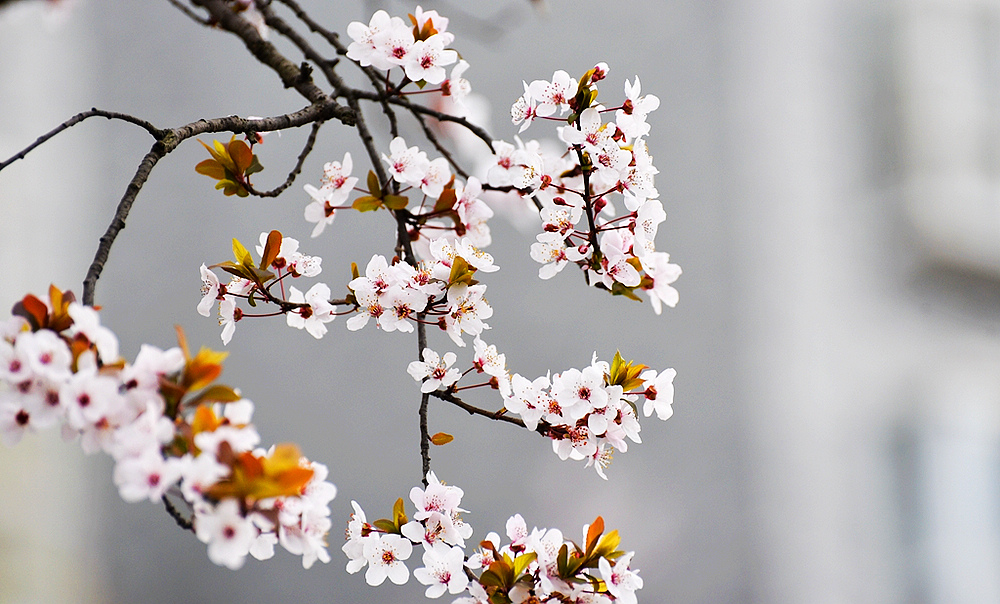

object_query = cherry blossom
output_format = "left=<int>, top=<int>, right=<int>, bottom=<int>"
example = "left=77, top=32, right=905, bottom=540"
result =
left=617, top=76, right=660, bottom=140
left=382, top=136, right=430, bottom=186
left=412, top=542, right=468, bottom=598
left=195, top=499, right=256, bottom=570
left=407, top=349, right=461, bottom=393
left=404, top=34, right=457, bottom=85
left=286, top=283, right=336, bottom=339
left=363, top=533, right=413, bottom=586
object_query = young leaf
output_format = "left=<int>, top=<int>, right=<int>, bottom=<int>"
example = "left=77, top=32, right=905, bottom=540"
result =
left=430, top=432, right=454, bottom=446
left=585, top=516, right=605, bottom=554
left=259, top=229, right=282, bottom=270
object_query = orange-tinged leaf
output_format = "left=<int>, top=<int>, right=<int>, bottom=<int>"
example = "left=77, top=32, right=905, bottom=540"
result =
left=184, top=346, right=228, bottom=391
left=195, top=158, right=227, bottom=180
left=191, top=403, right=223, bottom=434
left=228, top=138, right=253, bottom=174
left=433, top=188, right=457, bottom=213
left=430, top=432, right=454, bottom=445
left=259, top=229, right=282, bottom=269
left=14, top=293, right=49, bottom=331
left=586, top=516, right=604, bottom=552
left=261, top=443, right=303, bottom=475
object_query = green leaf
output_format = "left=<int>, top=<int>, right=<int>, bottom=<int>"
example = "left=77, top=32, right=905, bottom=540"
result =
left=352, top=195, right=383, bottom=212
left=245, top=154, right=264, bottom=176
left=366, top=170, right=381, bottom=196
left=187, top=384, right=242, bottom=407
left=383, top=194, right=409, bottom=210
left=448, top=256, right=473, bottom=286
left=593, top=530, right=621, bottom=559
left=392, top=497, right=408, bottom=527
left=512, top=552, right=537, bottom=577
left=372, top=519, right=398, bottom=534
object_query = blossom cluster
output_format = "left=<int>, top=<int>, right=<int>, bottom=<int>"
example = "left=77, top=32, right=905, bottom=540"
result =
left=344, top=473, right=643, bottom=603
left=486, top=64, right=682, bottom=313
left=409, top=343, right=675, bottom=479
left=199, top=230, right=333, bottom=344
left=346, top=7, right=466, bottom=90
left=348, top=237, right=496, bottom=347
left=199, top=229, right=498, bottom=348
left=0, top=287, right=336, bottom=570
left=301, top=137, right=494, bottom=251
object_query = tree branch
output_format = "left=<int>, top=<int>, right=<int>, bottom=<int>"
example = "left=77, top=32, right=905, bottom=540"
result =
left=246, top=119, right=322, bottom=197
left=192, top=0, right=329, bottom=104
left=81, top=104, right=352, bottom=306
left=429, top=390, right=551, bottom=436
left=0, top=109, right=164, bottom=172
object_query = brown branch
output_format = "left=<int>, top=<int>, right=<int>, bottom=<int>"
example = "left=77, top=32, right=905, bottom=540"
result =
left=162, top=494, right=195, bottom=531
left=82, top=103, right=353, bottom=306
left=166, top=0, right=211, bottom=25
left=192, top=0, right=328, bottom=103
left=357, top=92, right=497, bottom=152
left=0, top=109, right=164, bottom=172
left=411, top=109, right=469, bottom=179
left=429, top=390, right=551, bottom=436
left=83, top=144, right=167, bottom=306
left=245, top=120, right=322, bottom=197
left=417, top=317, right=431, bottom=485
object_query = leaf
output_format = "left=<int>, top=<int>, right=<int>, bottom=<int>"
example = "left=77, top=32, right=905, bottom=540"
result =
left=245, top=154, right=264, bottom=176
left=512, top=552, right=537, bottom=577
left=366, top=170, right=381, bottom=196
left=259, top=230, right=282, bottom=270
left=448, top=256, right=473, bottom=286
left=195, top=158, right=227, bottom=180
left=606, top=351, right=648, bottom=392
left=372, top=519, right=398, bottom=534
left=228, top=138, right=253, bottom=174
left=187, top=384, right=242, bottom=406
left=585, top=516, right=604, bottom=554
left=352, top=195, right=383, bottom=212
left=433, top=188, right=457, bottom=213
left=383, top=194, right=409, bottom=210
left=393, top=497, right=409, bottom=527
left=593, top=530, right=621, bottom=559
left=232, top=238, right=254, bottom=267
left=430, top=432, right=454, bottom=446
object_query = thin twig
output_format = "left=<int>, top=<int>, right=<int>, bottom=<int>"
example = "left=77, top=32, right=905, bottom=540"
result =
left=410, top=110, right=469, bottom=179
left=357, top=92, right=496, bottom=152
left=82, top=103, right=352, bottom=305
left=0, top=109, right=163, bottom=172
left=246, top=120, right=323, bottom=197
left=166, top=0, right=210, bottom=25
left=429, top=390, right=551, bottom=436
left=417, top=317, right=431, bottom=485
left=162, top=495, right=195, bottom=531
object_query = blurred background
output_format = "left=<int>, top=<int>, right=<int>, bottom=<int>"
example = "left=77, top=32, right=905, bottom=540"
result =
left=1, top=0, right=998, bottom=602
